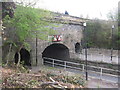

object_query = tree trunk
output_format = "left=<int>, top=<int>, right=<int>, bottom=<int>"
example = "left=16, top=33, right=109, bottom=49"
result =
left=5, top=43, right=12, bottom=66
left=16, top=44, right=23, bottom=66
left=16, top=52, right=21, bottom=66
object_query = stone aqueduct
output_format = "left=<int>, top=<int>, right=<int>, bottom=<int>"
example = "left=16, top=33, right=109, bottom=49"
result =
left=3, top=13, right=87, bottom=66
left=29, top=13, right=86, bottom=66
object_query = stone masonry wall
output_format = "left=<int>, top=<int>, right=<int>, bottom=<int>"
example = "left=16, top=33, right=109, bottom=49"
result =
left=30, top=23, right=83, bottom=66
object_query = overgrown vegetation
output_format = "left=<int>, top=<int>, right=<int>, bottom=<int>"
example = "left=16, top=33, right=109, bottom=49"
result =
left=82, top=19, right=118, bottom=50
left=1, top=2, right=16, bottom=19
left=2, top=4, right=56, bottom=65
left=81, top=7, right=119, bottom=50
left=3, top=5, right=55, bottom=49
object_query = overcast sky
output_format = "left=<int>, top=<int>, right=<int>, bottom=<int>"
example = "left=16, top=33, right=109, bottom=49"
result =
left=14, top=0, right=119, bottom=20
left=35, top=0, right=119, bottom=20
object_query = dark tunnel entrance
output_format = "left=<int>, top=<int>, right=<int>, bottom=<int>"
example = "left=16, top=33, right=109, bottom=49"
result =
left=42, top=43, right=70, bottom=61
left=14, top=48, right=31, bottom=66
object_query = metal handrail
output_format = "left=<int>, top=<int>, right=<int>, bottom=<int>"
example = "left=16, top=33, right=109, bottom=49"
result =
left=43, top=57, right=64, bottom=62
left=43, top=57, right=120, bottom=76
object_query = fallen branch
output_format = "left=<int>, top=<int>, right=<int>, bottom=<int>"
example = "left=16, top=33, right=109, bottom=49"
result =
left=40, top=77, right=67, bottom=89
left=40, top=82, right=65, bottom=89
left=16, top=73, right=42, bottom=77
left=49, top=77, right=67, bottom=88
left=41, top=82, right=58, bottom=86
left=49, top=77, right=55, bottom=82
left=51, top=84, right=66, bottom=89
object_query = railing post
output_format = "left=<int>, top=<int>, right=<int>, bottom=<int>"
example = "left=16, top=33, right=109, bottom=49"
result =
left=80, top=54, right=81, bottom=59
left=64, top=61, right=66, bottom=69
left=82, top=64, right=84, bottom=71
left=116, top=56, right=118, bottom=64
left=52, top=59, right=54, bottom=67
left=102, top=55, right=104, bottom=62
left=100, top=68, right=102, bottom=80
left=42, top=58, right=44, bottom=65
left=91, top=54, right=92, bottom=61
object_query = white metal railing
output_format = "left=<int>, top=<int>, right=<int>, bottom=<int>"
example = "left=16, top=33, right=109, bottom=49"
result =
left=43, top=57, right=120, bottom=79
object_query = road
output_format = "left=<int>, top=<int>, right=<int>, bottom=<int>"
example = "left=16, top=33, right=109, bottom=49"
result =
left=44, top=64, right=119, bottom=83
left=65, top=67, right=119, bottom=83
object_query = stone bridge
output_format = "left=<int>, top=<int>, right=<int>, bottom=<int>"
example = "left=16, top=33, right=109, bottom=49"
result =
left=2, top=13, right=87, bottom=66
left=28, top=13, right=86, bottom=66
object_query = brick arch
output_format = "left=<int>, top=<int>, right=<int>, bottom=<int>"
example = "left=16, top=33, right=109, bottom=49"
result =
left=14, top=48, right=31, bottom=66
left=42, top=43, right=70, bottom=60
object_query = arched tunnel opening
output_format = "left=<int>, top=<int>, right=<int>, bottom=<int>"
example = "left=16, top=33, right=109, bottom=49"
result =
left=14, top=48, right=31, bottom=66
left=42, top=43, right=70, bottom=66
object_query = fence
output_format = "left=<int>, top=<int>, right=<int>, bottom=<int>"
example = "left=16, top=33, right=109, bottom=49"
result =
left=43, top=57, right=120, bottom=79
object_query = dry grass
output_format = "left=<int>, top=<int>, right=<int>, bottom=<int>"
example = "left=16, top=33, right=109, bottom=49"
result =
left=1, top=66, right=85, bottom=89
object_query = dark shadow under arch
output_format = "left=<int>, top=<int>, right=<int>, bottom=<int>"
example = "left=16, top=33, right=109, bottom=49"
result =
left=42, top=43, right=70, bottom=60
left=14, top=48, right=31, bottom=66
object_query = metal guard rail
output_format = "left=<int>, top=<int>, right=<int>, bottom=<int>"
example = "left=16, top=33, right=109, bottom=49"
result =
left=43, top=57, right=120, bottom=77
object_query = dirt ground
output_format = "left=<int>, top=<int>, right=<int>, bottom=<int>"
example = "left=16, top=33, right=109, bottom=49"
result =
left=1, top=65, right=119, bottom=89
left=1, top=66, right=84, bottom=88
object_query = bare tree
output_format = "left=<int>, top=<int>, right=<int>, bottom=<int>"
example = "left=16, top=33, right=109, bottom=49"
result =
left=107, top=8, right=118, bottom=21
left=14, top=0, right=39, bottom=7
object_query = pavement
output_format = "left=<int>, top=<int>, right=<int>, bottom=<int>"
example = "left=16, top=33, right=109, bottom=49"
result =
left=79, top=53, right=118, bottom=64
left=84, top=77, right=118, bottom=88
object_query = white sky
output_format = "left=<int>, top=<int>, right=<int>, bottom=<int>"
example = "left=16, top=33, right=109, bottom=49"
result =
left=14, top=0, right=119, bottom=20
left=35, top=0, right=119, bottom=20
